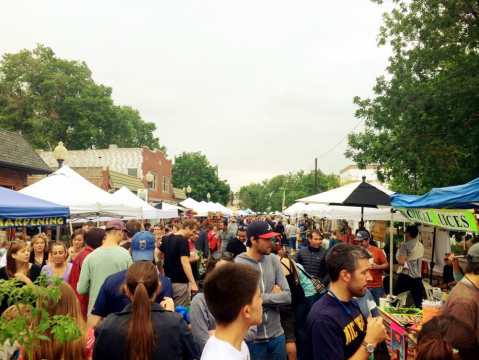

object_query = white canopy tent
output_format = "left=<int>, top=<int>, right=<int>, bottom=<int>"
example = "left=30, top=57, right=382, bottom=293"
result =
left=284, top=202, right=407, bottom=221
left=112, top=187, right=178, bottom=219
left=180, top=198, right=232, bottom=216
left=237, top=209, right=255, bottom=216
left=180, top=198, right=209, bottom=216
left=298, top=181, right=392, bottom=204
left=180, top=198, right=201, bottom=210
left=160, top=202, right=184, bottom=212
left=20, top=166, right=142, bottom=218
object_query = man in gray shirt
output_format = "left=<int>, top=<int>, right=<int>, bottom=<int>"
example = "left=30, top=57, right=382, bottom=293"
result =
left=235, top=221, right=291, bottom=360
left=395, top=224, right=425, bottom=307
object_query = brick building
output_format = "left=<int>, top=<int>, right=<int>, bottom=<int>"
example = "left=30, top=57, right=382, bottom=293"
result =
left=0, top=129, right=51, bottom=190
left=37, top=145, right=174, bottom=202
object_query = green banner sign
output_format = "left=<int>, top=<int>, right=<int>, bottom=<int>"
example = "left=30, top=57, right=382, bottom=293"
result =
left=398, top=208, right=479, bottom=233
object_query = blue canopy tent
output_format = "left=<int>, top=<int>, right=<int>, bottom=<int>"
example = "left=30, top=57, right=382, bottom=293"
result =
left=0, top=187, right=69, bottom=228
left=391, top=177, right=479, bottom=209
left=391, top=177, right=479, bottom=282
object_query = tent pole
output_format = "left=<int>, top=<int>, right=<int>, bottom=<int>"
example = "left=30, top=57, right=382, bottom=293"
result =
left=56, top=225, right=61, bottom=241
left=389, top=209, right=394, bottom=296
left=430, top=227, right=437, bottom=284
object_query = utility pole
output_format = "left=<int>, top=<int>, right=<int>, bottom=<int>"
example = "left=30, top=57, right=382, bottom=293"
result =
left=314, top=157, right=318, bottom=193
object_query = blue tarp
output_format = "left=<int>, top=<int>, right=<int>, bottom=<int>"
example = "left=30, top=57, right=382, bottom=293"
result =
left=0, top=187, right=69, bottom=219
left=391, top=177, right=479, bottom=209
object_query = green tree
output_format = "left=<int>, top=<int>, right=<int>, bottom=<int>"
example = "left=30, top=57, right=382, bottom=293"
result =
left=0, top=44, right=163, bottom=151
left=172, top=152, right=231, bottom=205
left=0, top=276, right=81, bottom=360
left=347, top=0, right=479, bottom=194
left=239, top=170, right=339, bottom=212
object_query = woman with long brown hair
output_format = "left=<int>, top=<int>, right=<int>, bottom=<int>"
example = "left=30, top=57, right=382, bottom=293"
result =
left=0, top=240, right=43, bottom=314
left=29, top=233, right=49, bottom=267
left=0, top=240, right=42, bottom=283
left=21, top=282, right=94, bottom=360
left=93, top=261, right=199, bottom=360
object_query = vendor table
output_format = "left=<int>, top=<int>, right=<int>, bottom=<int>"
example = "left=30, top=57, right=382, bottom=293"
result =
left=378, top=307, right=420, bottom=360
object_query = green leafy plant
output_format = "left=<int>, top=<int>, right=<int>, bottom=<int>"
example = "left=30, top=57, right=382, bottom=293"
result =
left=0, top=275, right=81, bottom=359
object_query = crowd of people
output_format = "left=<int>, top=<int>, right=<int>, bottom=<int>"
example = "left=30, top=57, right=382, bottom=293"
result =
left=0, top=214, right=478, bottom=359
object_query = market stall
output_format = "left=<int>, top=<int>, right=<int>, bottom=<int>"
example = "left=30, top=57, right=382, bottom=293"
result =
left=20, top=165, right=142, bottom=219
left=297, top=177, right=402, bottom=294
left=377, top=177, right=479, bottom=359
left=0, top=187, right=69, bottom=227
left=392, top=176, right=479, bottom=281
left=112, top=186, right=178, bottom=219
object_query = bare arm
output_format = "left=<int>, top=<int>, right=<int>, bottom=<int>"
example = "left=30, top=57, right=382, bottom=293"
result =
left=372, top=261, right=389, bottom=270
left=180, top=256, right=198, bottom=291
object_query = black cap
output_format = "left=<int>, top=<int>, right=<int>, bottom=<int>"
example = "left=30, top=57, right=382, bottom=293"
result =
left=247, top=221, right=279, bottom=240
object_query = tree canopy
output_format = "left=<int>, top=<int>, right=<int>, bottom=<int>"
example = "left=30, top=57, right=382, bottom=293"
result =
left=346, top=0, right=479, bottom=194
left=0, top=44, right=163, bottom=151
left=172, top=152, right=231, bottom=205
left=238, top=170, right=339, bottom=212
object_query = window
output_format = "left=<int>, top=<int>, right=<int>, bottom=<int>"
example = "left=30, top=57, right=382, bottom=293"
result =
left=127, top=168, right=138, bottom=177
left=162, top=176, right=169, bottom=193
left=148, top=173, right=157, bottom=190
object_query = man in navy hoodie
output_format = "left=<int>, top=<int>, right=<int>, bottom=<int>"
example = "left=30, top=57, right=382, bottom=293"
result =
left=235, top=221, right=291, bottom=360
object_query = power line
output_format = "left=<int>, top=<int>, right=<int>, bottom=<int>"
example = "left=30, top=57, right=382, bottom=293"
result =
left=316, top=119, right=364, bottom=160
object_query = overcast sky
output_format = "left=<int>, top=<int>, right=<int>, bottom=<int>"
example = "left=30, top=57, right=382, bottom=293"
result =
left=1, top=1, right=391, bottom=190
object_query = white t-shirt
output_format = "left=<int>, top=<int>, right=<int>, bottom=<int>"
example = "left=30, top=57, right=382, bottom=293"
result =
left=201, top=335, right=250, bottom=360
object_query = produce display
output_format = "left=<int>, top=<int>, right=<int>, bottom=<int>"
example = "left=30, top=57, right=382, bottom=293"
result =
left=381, top=307, right=422, bottom=329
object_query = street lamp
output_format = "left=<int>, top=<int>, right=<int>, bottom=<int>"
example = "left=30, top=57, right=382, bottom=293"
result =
left=185, top=185, right=192, bottom=198
left=207, top=192, right=211, bottom=202
left=53, top=141, right=68, bottom=168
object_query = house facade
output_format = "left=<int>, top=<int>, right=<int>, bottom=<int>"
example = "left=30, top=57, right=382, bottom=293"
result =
left=0, top=129, right=51, bottom=190
left=339, top=164, right=379, bottom=184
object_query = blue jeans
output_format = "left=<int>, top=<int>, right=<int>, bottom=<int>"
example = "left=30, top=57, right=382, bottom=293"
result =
left=369, top=287, right=385, bottom=305
left=247, top=335, right=287, bottom=360
left=288, top=236, right=297, bottom=250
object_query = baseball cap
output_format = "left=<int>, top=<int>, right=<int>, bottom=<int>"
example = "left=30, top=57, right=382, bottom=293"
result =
left=247, top=221, right=279, bottom=240
left=356, top=230, right=370, bottom=241
left=131, top=231, right=155, bottom=262
left=105, top=219, right=126, bottom=231
left=467, top=243, right=479, bottom=263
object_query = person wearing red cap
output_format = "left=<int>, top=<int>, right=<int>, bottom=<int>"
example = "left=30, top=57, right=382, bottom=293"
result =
left=77, top=219, right=132, bottom=325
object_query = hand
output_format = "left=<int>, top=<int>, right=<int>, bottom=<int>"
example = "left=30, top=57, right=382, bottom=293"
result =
left=271, top=284, right=282, bottom=294
left=190, top=282, right=199, bottom=293
left=160, top=297, right=175, bottom=311
left=365, top=317, right=386, bottom=346
left=447, top=253, right=459, bottom=265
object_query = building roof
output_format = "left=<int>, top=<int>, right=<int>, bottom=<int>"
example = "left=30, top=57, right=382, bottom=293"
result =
left=37, top=146, right=143, bottom=176
left=0, top=129, right=51, bottom=174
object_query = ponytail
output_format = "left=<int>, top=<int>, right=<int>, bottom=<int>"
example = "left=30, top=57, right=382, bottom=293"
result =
left=125, top=262, right=159, bottom=360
